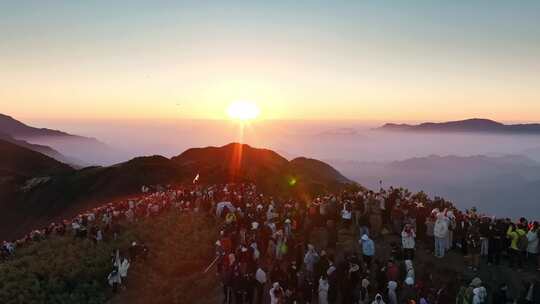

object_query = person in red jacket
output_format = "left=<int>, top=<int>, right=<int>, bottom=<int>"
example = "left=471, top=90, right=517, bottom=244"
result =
left=386, top=259, right=400, bottom=283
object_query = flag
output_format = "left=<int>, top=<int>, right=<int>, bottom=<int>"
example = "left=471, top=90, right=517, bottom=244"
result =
left=193, top=173, right=200, bottom=184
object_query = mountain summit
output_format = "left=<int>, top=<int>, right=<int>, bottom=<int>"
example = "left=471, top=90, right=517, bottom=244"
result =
left=0, top=142, right=352, bottom=240
left=378, top=118, right=540, bottom=134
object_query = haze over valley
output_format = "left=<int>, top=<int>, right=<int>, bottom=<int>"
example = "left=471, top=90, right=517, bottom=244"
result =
left=5, top=114, right=540, bottom=218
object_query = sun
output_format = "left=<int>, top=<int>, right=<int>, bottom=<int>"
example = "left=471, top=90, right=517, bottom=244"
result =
left=226, top=101, right=261, bottom=121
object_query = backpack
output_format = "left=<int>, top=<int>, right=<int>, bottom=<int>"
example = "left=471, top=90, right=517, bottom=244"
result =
left=279, top=243, right=288, bottom=255
left=517, top=232, right=528, bottom=251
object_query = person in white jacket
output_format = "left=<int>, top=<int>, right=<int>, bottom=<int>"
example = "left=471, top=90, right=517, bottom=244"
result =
left=119, top=258, right=130, bottom=280
left=387, top=281, right=398, bottom=304
left=318, top=275, right=330, bottom=304
left=433, top=211, right=449, bottom=258
left=401, top=224, right=416, bottom=260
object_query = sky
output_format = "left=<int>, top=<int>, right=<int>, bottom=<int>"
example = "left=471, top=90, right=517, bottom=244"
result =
left=1, top=1, right=539, bottom=122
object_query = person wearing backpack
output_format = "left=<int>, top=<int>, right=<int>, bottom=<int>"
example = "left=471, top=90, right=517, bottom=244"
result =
left=507, top=223, right=527, bottom=270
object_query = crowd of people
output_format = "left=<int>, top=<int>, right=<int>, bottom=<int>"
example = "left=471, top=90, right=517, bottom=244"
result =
left=1, top=181, right=540, bottom=304
left=210, top=185, right=540, bottom=304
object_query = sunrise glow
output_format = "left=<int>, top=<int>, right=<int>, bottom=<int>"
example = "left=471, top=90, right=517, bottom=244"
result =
left=226, top=101, right=261, bottom=121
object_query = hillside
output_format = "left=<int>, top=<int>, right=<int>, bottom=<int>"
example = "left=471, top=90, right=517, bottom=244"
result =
left=0, top=139, right=73, bottom=180
left=0, top=131, right=82, bottom=166
left=0, top=212, right=218, bottom=304
left=0, top=155, right=187, bottom=240
left=0, top=143, right=351, bottom=240
left=377, top=118, right=540, bottom=134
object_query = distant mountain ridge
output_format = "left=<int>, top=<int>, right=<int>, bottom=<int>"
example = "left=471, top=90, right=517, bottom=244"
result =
left=329, top=154, right=540, bottom=218
left=0, top=142, right=352, bottom=240
left=378, top=118, right=540, bottom=134
left=0, top=113, right=76, bottom=138
left=0, top=113, right=120, bottom=165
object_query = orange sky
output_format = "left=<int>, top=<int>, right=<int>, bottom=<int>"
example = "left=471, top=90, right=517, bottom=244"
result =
left=1, top=1, right=539, bottom=123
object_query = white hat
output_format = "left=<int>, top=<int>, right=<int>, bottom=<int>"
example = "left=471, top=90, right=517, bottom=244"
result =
left=251, top=222, right=259, bottom=230
left=470, top=277, right=482, bottom=287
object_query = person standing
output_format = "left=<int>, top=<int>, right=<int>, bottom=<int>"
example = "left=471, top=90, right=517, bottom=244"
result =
left=368, top=195, right=383, bottom=239
left=303, top=244, right=319, bottom=282
left=318, top=274, right=329, bottom=304
left=118, top=257, right=130, bottom=287
left=526, top=222, right=539, bottom=269
left=360, top=234, right=375, bottom=270
left=479, top=217, right=491, bottom=258
left=387, top=281, right=398, bottom=304
left=401, top=224, right=416, bottom=260
left=507, top=223, right=527, bottom=270
left=269, top=282, right=284, bottom=304
left=359, top=278, right=370, bottom=304
left=433, top=212, right=449, bottom=258
left=467, top=223, right=481, bottom=272
left=255, top=266, right=267, bottom=304
left=487, top=220, right=503, bottom=265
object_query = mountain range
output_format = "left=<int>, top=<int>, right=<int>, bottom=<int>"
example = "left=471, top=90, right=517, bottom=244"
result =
left=0, top=140, right=351, bottom=240
left=377, top=118, right=540, bottom=134
left=329, top=154, right=540, bottom=218
left=0, top=113, right=121, bottom=166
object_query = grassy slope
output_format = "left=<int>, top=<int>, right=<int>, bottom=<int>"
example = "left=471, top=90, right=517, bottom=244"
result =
left=0, top=213, right=218, bottom=304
